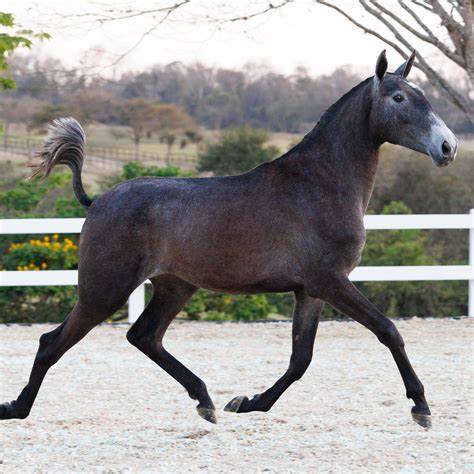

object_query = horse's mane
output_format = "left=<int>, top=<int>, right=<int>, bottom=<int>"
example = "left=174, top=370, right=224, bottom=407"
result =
left=288, top=76, right=373, bottom=155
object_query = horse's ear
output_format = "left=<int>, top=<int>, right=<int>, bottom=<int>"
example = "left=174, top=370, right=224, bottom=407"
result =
left=375, top=50, right=388, bottom=81
left=394, top=50, right=416, bottom=78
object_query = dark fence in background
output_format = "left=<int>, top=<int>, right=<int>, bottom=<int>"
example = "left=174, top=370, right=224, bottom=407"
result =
left=0, top=135, right=198, bottom=171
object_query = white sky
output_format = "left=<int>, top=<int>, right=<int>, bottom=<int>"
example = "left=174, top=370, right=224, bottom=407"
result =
left=8, top=0, right=463, bottom=80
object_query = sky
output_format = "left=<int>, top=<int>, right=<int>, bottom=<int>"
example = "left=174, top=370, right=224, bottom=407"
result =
left=7, top=0, right=463, bottom=80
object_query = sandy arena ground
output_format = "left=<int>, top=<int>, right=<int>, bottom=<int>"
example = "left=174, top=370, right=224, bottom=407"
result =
left=0, top=318, right=472, bottom=472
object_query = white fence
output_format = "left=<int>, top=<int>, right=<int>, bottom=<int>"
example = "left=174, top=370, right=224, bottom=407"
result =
left=1, top=212, right=473, bottom=322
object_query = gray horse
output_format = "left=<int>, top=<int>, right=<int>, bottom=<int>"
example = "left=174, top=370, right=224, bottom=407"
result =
left=0, top=51, right=457, bottom=428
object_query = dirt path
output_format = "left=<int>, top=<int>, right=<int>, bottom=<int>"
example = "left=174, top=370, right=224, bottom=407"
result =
left=0, top=318, right=472, bottom=472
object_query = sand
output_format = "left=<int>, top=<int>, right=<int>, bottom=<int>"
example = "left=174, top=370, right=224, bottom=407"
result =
left=0, top=318, right=472, bottom=472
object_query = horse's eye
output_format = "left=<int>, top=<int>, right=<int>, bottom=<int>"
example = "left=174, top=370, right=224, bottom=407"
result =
left=393, top=94, right=405, bottom=103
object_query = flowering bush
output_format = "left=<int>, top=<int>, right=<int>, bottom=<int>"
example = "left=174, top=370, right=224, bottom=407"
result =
left=2, top=235, right=78, bottom=272
left=0, top=235, right=80, bottom=323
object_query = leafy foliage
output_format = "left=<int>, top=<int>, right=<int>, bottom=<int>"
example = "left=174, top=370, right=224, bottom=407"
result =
left=0, top=12, right=50, bottom=90
left=184, top=291, right=276, bottom=321
left=121, top=162, right=192, bottom=180
left=29, top=104, right=66, bottom=132
left=0, top=173, right=85, bottom=217
left=198, top=126, right=280, bottom=175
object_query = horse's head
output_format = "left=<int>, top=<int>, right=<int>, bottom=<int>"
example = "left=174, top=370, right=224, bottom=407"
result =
left=371, top=50, right=458, bottom=167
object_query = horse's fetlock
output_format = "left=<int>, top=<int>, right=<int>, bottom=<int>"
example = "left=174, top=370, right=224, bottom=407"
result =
left=407, top=381, right=425, bottom=401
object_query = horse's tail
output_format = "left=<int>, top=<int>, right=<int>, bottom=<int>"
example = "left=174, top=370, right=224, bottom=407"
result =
left=27, top=117, right=93, bottom=209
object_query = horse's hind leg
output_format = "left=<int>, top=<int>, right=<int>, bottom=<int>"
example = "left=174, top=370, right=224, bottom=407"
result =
left=126, top=275, right=217, bottom=424
left=225, top=290, right=324, bottom=414
left=0, top=266, right=136, bottom=420
left=0, top=301, right=116, bottom=420
left=322, top=276, right=431, bottom=428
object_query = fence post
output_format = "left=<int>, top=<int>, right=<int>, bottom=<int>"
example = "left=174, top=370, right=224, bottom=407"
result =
left=469, top=209, right=474, bottom=317
left=128, top=284, right=145, bottom=323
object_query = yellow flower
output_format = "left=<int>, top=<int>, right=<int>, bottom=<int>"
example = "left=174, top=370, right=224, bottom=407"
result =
left=17, top=265, right=22, bottom=271
left=41, top=262, right=48, bottom=269
left=53, top=234, right=59, bottom=241
left=223, top=297, right=232, bottom=305
left=29, top=263, right=34, bottom=268
left=44, top=236, right=50, bottom=242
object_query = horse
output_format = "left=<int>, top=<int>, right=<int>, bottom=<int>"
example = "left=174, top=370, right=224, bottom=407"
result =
left=0, top=51, right=458, bottom=429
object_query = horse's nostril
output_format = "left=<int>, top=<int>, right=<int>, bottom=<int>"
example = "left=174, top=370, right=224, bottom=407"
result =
left=442, top=141, right=451, bottom=156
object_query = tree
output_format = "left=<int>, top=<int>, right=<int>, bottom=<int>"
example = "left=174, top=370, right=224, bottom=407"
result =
left=314, top=0, right=473, bottom=121
left=198, top=126, right=280, bottom=175
left=119, top=98, right=159, bottom=159
left=153, top=103, right=195, bottom=164
left=0, top=96, right=42, bottom=148
left=29, top=104, right=67, bottom=133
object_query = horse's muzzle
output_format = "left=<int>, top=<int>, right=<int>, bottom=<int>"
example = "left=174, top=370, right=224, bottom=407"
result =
left=427, top=114, right=458, bottom=167
left=431, top=139, right=458, bottom=167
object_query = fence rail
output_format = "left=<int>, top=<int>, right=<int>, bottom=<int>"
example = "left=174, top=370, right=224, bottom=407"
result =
left=1, top=212, right=473, bottom=321
left=0, top=135, right=198, bottom=170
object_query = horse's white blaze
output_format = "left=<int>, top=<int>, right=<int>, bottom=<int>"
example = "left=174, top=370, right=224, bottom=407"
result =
left=406, top=80, right=425, bottom=95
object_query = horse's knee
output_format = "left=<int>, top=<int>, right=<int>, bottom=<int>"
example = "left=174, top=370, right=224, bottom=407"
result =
left=377, top=320, right=404, bottom=348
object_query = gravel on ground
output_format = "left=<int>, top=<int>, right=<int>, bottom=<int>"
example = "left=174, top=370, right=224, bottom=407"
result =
left=0, top=318, right=472, bottom=472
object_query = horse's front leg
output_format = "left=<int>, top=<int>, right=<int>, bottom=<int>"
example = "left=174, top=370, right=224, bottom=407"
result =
left=225, top=291, right=324, bottom=414
left=319, top=275, right=431, bottom=428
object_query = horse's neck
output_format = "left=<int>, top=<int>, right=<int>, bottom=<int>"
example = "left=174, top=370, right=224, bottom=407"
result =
left=283, top=84, right=380, bottom=213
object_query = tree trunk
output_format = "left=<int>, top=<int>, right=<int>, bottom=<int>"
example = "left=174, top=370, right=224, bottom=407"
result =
left=134, top=137, right=140, bottom=161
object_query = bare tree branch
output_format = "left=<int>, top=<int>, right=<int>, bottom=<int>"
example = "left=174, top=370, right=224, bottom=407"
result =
left=429, top=0, right=464, bottom=52
left=370, top=0, right=464, bottom=67
left=314, top=0, right=408, bottom=57
left=226, top=1, right=292, bottom=22
left=65, top=1, right=191, bottom=25
left=315, top=0, right=473, bottom=120
left=410, top=0, right=434, bottom=13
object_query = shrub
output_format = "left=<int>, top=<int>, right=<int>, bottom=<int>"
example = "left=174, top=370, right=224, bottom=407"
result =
left=184, top=291, right=276, bottom=321
left=0, top=173, right=86, bottom=218
left=198, top=126, right=280, bottom=175
left=2, top=234, right=78, bottom=271
left=0, top=234, right=80, bottom=323
left=101, top=162, right=192, bottom=190
left=121, top=162, right=192, bottom=180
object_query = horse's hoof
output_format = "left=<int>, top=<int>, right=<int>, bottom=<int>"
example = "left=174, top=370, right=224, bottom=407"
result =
left=197, top=406, right=217, bottom=424
left=224, top=395, right=248, bottom=413
left=411, top=406, right=432, bottom=429
left=0, top=401, right=28, bottom=420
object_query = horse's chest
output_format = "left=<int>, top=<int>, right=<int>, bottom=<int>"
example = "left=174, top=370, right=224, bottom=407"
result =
left=306, top=223, right=366, bottom=273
